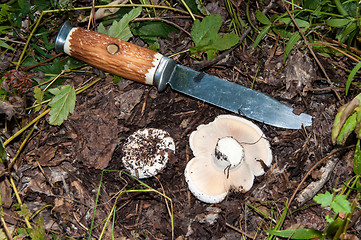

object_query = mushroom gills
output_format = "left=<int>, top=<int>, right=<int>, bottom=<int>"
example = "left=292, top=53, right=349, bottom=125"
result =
left=212, top=137, right=245, bottom=173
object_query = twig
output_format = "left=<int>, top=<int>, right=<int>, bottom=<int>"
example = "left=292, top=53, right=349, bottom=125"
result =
left=134, top=17, right=191, bottom=37
left=282, top=2, right=342, bottom=101
left=310, top=42, right=360, bottom=63
left=295, top=156, right=339, bottom=206
left=287, top=146, right=354, bottom=209
left=87, top=0, right=96, bottom=30
left=225, top=222, right=255, bottom=239
left=0, top=216, right=13, bottom=240
left=314, top=31, right=361, bottom=56
left=193, top=0, right=276, bottom=71
left=153, top=175, right=174, bottom=240
left=263, top=32, right=280, bottom=78
left=22, top=53, right=63, bottom=71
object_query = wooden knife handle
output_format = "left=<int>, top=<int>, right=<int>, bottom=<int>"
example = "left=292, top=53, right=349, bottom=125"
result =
left=55, top=22, right=175, bottom=90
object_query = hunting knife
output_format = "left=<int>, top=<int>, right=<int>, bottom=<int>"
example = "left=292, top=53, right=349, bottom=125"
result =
left=55, top=22, right=313, bottom=129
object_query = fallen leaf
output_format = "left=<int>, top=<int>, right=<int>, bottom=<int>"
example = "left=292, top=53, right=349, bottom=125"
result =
left=0, top=178, right=12, bottom=208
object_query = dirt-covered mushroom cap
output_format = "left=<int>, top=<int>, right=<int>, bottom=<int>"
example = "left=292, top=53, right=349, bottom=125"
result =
left=184, top=115, right=272, bottom=203
left=122, top=128, right=175, bottom=179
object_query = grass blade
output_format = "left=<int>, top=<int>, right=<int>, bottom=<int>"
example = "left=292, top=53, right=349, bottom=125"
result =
left=346, top=60, right=361, bottom=95
left=252, top=25, right=271, bottom=48
left=283, top=32, right=301, bottom=62
left=266, top=228, right=322, bottom=239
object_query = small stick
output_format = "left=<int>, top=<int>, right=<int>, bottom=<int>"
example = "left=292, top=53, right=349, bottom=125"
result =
left=134, top=17, right=191, bottom=37
left=263, top=32, right=280, bottom=78
left=22, top=53, right=63, bottom=71
left=225, top=222, right=256, bottom=239
left=287, top=146, right=354, bottom=209
left=0, top=216, right=13, bottom=240
left=295, top=156, right=339, bottom=206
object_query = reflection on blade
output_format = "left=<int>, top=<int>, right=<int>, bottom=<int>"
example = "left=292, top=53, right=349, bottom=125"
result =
left=168, top=65, right=313, bottom=129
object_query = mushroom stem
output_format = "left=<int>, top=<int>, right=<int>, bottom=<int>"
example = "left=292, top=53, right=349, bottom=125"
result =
left=212, top=137, right=245, bottom=173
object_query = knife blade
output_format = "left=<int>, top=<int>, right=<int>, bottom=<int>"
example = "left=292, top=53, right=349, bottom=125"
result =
left=55, top=22, right=312, bottom=129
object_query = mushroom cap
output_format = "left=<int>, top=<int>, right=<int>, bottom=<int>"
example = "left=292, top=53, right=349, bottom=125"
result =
left=122, top=128, right=175, bottom=179
left=185, top=115, right=272, bottom=203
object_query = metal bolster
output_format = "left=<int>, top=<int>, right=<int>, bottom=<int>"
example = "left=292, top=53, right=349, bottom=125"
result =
left=55, top=21, right=73, bottom=53
left=153, top=56, right=176, bottom=92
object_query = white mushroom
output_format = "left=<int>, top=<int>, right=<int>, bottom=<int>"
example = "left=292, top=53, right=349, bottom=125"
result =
left=122, top=128, right=175, bottom=179
left=184, top=115, right=272, bottom=203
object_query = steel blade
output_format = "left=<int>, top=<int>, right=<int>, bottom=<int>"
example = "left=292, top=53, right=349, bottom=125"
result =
left=168, top=65, right=312, bottom=129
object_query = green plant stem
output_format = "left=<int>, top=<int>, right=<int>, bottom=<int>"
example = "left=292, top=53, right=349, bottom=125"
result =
left=75, top=77, right=103, bottom=94
left=8, top=117, right=39, bottom=170
left=251, top=59, right=262, bottom=89
left=4, top=77, right=103, bottom=147
left=3, top=109, right=50, bottom=147
left=30, top=205, right=53, bottom=221
left=9, top=175, right=32, bottom=229
left=15, top=11, right=45, bottom=70
left=43, top=70, right=68, bottom=92
left=179, top=0, right=195, bottom=20
left=341, top=194, right=359, bottom=238
left=168, top=49, right=189, bottom=58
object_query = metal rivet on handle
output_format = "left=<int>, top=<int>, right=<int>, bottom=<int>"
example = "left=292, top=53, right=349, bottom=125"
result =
left=106, top=43, right=119, bottom=54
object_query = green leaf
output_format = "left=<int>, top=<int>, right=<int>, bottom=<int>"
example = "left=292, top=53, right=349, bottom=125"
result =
left=0, top=138, right=7, bottom=164
left=0, top=26, right=12, bottom=34
left=346, top=61, right=361, bottom=95
left=48, top=85, right=76, bottom=126
left=266, top=228, right=322, bottom=239
left=255, top=10, right=271, bottom=25
left=283, top=32, right=301, bottom=62
left=0, top=40, right=15, bottom=51
left=326, top=217, right=343, bottom=235
left=314, top=191, right=333, bottom=207
left=326, top=18, right=351, bottom=27
left=303, top=0, right=322, bottom=10
left=190, top=15, right=239, bottom=60
left=36, top=58, right=65, bottom=75
left=336, top=111, right=357, bottom=145
left=356, top=179, right=361, bottom=193
left=16, top=204, right=31, bottom=218
left=33, top=86, right=44, bottom=112
left=182, top=0, right=203, bottom=15
left=332, top=93, right=361, bottom=144
left=0, top=4, right=10, bottom=24
left=28, top=216, right=46, bottom=240
left=331, top=195, right=351, bottom=214
left=97, top=7, right=142, bottom=41
left=252, top=25, right=271, bottom=48
left=338, top=22, right=357, bottom=43
left=131, top=21, right=179, bottom=50
left=354, top=139, right=361, bottom=175
left=279, top=17, right=310, bottom=29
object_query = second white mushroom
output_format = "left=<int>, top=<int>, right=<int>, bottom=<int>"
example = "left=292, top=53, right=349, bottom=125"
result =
left=184, top=115, right=272, bottom=204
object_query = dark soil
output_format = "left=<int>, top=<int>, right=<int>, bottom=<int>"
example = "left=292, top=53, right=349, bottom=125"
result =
left=2, top=1, right=361, bottom=239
